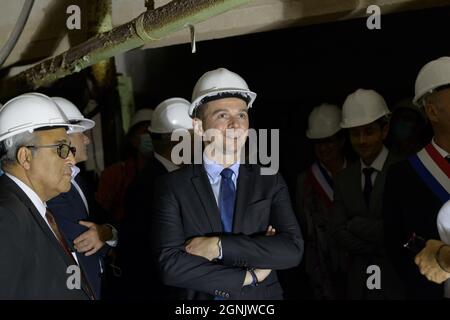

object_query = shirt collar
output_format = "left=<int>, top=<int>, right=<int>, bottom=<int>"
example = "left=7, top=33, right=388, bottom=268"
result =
left=4, top=172, right=47, bottom=217
left=154, top=152, right=180, bottom=173
left=360, top=145, right=389, bottom=172
left=71, top=165, right=80, bottom=179
left=203, top=154, right=240, bottom=183
left=432, top=138, right=450, bottom=158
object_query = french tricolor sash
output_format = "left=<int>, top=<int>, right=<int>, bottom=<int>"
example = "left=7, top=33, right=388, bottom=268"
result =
left=408, top=143, right=450, bottom=204
left=308, top=162, right=334, bottom=207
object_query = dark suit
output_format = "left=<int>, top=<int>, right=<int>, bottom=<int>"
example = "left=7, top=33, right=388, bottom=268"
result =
left=0, top=175, right=89, bottom=299
left=47, top=175, right=109, bottom=300
left=120, top=157, right=172, bottom=299
left=383, top=159, right=445, bottom=299
left=329, top=151, right=404, bottom=299
left=153, top=164, right=304, bottom=300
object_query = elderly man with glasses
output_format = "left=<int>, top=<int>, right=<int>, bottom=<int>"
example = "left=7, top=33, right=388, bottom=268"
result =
left=0, top=93, right=94, bottom=299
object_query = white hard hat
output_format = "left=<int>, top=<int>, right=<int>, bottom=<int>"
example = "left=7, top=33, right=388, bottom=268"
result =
left=149, top=98, right=193, bottom=134
left=306, top=103, right=341, bottom=139
left=413, top=57, right=450, bottom=107
left=340, top=89, right=390, bottom=128
left=437, top=200, right=450, bottom=244
left=190, top=68, right=257, bottom=117
left=0, top=92, right=81, bottom=142
left=52, top=97, right=95, bottom=133
left=130, top=108, right=154, bottom=128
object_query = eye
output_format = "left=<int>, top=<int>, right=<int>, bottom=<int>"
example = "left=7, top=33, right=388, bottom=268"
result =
left=238, top=112, right=247, bottom=119
left=217, top=113, right=228, bottom=119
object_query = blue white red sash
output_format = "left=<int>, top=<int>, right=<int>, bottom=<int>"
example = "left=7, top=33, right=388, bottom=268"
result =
left=408, top=143, right=450, bottom=204
left=309, top=162, right=334, bottom=206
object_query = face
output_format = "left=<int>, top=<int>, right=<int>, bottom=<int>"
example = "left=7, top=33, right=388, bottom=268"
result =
left=314, top=134, right=344, bottom=164
left=70, top=131, right=90, bottom=163
left=194, top=97, right=249, bottom=157
left=131, top=122, right=151, bottom=148
left=425, top=87, right=450, bottom=135
left=349, top=121, right=388, bottom=165
left=25, top=128, right=76, bottom=201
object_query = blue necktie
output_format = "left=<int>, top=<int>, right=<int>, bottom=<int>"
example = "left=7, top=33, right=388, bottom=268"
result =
left=219, top=168, right=236, bottom=233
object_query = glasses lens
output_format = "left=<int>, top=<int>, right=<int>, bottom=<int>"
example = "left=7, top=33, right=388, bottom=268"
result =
left=58, top=144, right=70, bottom=159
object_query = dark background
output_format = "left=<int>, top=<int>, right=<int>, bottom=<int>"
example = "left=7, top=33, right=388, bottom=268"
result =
left=127, top=5, right=450, bottom=199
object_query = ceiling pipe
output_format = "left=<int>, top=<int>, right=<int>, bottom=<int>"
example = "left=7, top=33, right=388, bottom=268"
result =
left=0, top=0, right=252, bottom=100
left=0, top=0, right=35, bottom=68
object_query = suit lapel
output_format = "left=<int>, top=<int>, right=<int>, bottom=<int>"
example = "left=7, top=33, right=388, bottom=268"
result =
left=2, top=176, right=74, bottom=267
left=232, top=164, right=252, bottom=233
left=347, top=162, right=368, bottom=213
left=370, top=151, right=395, bottom=213
left=191, top=165, right=222, bottom=232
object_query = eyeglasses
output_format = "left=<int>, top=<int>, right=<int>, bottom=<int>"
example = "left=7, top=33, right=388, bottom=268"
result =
left=25, top=143, right=76, bottom=159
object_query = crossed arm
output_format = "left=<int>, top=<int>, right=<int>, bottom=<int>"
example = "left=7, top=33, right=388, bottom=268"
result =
left=152, top=177, right=303, bottom=298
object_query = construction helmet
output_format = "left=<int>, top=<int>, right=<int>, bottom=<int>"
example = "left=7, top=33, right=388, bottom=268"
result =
left=306, top=103, right=341, bottom=139
left=413, top=57, right=450, bottom=107
left=52, top=97, right=95, bottom=133
left=190, top=68, right=257, bottom=117
left=130, top=108, right=153, bottom=128
left=0, top=92, right=81, bottom=142
left=340, top=89, right=390, bottom=128
left=149, top=98, right=193, bottom=134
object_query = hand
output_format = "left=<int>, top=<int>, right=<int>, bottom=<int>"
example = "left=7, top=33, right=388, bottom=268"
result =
left=266, top=225, right=276, bottom=236
left=243, top=268, right=272, bottom=286
left=414, top=239, right=450, bottom=284
left=73, top=221, right=112, bottom=256
left=185, top=236, right=220, bottom=261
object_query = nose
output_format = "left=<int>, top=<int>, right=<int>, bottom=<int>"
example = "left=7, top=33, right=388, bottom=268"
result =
left=358, top=133, right=367, bottom=145
left=66, top=151, right=76, bottom=166
left=228, top=116, right=240, bottom=129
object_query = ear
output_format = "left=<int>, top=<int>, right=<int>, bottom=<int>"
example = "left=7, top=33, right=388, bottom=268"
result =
left=193, top=118, right=204, bottom=137
left=16, top=146, right=32, bottom=170
left=381, top=122, right=390, bottom=140
left=424, top=103, right=439, bottom=124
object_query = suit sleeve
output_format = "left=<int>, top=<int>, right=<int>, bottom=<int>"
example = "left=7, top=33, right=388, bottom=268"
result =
left=152, top=176, right=246, bottom=299
left=295, top=172, right=309, bottom=238
left=382, top=166, right=410, bottom=286
left=346, top=216, right=383, bottom=245
left=328, top=177, right=378, bottom=255
left=220, top=173, right=304, bottom=270
left=0, top=207, right=25, bottom=298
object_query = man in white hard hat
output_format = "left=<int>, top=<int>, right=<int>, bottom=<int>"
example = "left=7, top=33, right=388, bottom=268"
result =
left=47, top=97, right=118, bottom=299
left=120, top=97, right=193, bottom=299
left=96, top=108, right=154, bottom=223
left=414, top=200, right=450, bottom=285
left=383, top=57, right=450, bottom=299
left=329, top=89, right=404, bottom=299
left=152, top=68, right=303, bottom=300
left=0, top=93, right=92, bottom=299
left=296, top=103, right=348, bottom=299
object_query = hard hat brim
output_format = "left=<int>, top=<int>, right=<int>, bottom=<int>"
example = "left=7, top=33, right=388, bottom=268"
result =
left=67, top=119, right=95, bottom=133
left=0, top=122, right=84, bottom=142
left=340, top=111, right=391, bottom=129
left=189, top=89, right=257, bottom=117
left=306, top=127, right=341, bottom=140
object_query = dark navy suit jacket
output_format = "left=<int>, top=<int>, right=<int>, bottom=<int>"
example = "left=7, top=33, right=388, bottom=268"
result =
left=47, top=175, right=110, bottom=299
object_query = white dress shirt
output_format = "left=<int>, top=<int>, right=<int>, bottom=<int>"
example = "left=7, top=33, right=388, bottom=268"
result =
left=5, top=172, right=79, bottom=263
left=360, top=145, right=389, bottom=189
left=154, top=152, right=180, bottom=173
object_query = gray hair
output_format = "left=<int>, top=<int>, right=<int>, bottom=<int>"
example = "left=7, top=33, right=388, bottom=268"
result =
left=1, top=131, right=39, bottom=167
